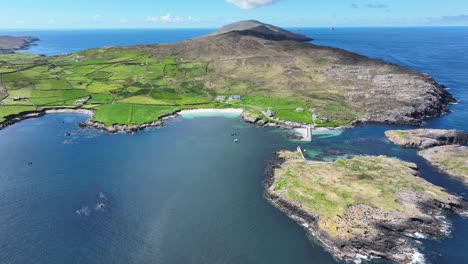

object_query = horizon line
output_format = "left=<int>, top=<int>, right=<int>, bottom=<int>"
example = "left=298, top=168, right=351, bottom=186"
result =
left=1, top=25, right=468, bottom=31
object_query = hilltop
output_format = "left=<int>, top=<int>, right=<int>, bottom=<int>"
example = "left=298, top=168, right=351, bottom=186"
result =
left=0, top=21, right=455, bottom=130
left=213, top=20, right=313, bottom=42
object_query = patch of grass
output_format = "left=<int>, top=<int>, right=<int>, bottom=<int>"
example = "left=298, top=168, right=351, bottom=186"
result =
left=88, top=94, right=114, bottom=104
left=34, top=79, right=71, bottom=90
left=131, top=105, right=180, bottom=125
left=0, top=105, right=37, bottom=122
left=87, top=81, right=123, bottom=93
left=117, top=95, right=171, bottom=105
left=93, top=103, right=132, bottom=125
left=272, top=151, right=448, bottom=219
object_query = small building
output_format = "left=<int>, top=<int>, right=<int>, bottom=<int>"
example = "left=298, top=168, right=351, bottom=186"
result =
left=321, top=117, right=329, bottom=123
left=265, top=108, right=276, bottom=118
left=229, top=95, right=243, bottom=101
left=216, top=96, right=226, bottom=101
left=296, top=108, right=305, bottom=112
left=13, top=97, right=27, bottom=101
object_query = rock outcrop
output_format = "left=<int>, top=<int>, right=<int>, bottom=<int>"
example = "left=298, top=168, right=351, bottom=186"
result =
left=418, top=145, right=468, bottom=185
left=265, top=150, right=467, bottom=263
left=385, top=129, right=468, bottom=149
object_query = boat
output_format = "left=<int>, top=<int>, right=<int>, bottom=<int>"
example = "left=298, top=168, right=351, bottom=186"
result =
left=234, top=138, right=239, bottom=142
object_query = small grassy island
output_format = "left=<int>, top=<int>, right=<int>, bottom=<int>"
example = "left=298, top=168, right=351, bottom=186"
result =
left=0, top=21, right=455, bottom=132
left=386, top=129, right=468, bottom=185
left=266, top=149, right=467, bottom=263
left=385, top=129, right=468, bottom=149
left=419, top=145, right=468, bottom=185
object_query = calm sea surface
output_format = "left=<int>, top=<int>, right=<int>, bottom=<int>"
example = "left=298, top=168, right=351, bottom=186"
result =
left=0, top=28, right=467, bottom=263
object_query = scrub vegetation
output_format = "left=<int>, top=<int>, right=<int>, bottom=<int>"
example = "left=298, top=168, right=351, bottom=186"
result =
left=271, top=150, right=447, bottom=218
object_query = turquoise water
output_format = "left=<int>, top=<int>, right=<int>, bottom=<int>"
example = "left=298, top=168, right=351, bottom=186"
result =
left=0, top=28, right=467, bottom=263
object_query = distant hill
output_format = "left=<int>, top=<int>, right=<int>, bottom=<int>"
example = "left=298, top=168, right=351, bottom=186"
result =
left=213, top=20, right=313, bottom=42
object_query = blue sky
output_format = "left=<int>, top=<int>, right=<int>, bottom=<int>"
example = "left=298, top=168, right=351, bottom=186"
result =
left=1, top=0, right=468, bottom=29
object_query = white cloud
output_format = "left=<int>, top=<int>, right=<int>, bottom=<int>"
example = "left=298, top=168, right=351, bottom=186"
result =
left=226, top=0, right=281, bottom=9
left=145, top=13, right=199, bottom=23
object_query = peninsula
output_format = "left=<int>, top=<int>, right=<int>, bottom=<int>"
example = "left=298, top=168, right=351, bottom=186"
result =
left=266, top=149, right=468, bottom=263
left=0, top=36, right=39, bottom=53
left=0, top=21, right=455, bottom=132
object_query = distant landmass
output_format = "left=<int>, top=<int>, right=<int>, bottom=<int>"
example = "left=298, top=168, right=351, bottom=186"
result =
left=0, top=36, right=39, bottom=53
left=0, top=20, right=454, bottom=130
left=213, top=20, right=313, bottom=42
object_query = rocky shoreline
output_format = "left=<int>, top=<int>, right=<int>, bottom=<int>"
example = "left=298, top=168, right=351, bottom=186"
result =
left=418, top=145, right=468, bottom=186
left=0, top=107, right=320, bottom=141
left=385, top=129, right=468, bottom=149
left=264, top=151, right=468, bottom=263
left=385, top=129, right=468, bottom=185
left=0, top=36, right=39, bottom=53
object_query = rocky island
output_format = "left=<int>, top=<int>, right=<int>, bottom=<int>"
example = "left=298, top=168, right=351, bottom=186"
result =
left=386, top=129, right=468, bottom=185
left=419, top=145, right=468, bottom=185
left=266, top=149, right=468, bottom=263
left=0, top=20, right=455, bottom=131
left=0, top=36, right=39, bottom=53
left=385, top=129, right=468, bottom=149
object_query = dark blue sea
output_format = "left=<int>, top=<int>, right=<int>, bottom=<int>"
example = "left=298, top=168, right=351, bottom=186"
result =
left=0, top=28, right=467, bottom=264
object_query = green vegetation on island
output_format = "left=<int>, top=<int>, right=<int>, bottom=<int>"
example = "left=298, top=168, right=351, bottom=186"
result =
left=418, top=145, right=468, bottom=185
left=385, top=129, right=468, bottom=185
left=267, top=150, right=467, bottom=263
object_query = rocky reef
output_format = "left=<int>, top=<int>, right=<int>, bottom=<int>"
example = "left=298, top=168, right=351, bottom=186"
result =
left=385, top=129, right=468, bottom=149
left=265, top=150, right=467, bottom=263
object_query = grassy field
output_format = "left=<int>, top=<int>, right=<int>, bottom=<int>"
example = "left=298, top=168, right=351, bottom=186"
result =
left=0, top=106, right=37, bottom=122
left=271, top=150, right=447, bottom=219
left=0, top=47, right=362, bottom=127
left=418, top=145, right=468, bottom=184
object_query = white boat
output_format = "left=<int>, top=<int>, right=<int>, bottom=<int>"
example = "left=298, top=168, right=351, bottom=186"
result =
left=234, top=138, right=239, bottom=142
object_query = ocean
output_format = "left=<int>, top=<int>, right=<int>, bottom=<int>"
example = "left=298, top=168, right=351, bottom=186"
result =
left=0, top=27, right=467, bottom=263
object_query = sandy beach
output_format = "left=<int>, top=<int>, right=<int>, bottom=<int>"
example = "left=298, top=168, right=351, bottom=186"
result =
left=178, top=108, right=244, bottom=115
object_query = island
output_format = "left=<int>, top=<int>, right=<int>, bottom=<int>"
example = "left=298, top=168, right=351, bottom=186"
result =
left=385, top=129, right=468, bottom=149
left=265, top=149, right=468, bottom=263
left=419, top=145, right=468, bottom=185
left=0, top=20, right=455, bottom=134
left=386, top=129, right=468, bottom=185
left=0, top=36, right=39, bottom=53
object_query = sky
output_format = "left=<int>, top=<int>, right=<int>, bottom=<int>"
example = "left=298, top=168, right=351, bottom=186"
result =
left=1, top=0, right=468, bottom=29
